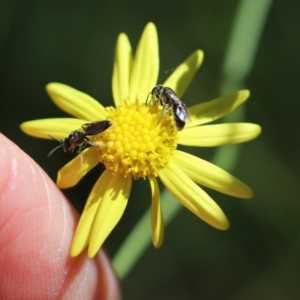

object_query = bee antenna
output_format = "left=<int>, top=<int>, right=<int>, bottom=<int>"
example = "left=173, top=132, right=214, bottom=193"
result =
left=47, top=144, right=63, bottom=157
left=47, top=135, right=63, bottom=157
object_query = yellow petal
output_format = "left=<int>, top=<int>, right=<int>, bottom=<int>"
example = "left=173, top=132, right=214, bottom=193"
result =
left=70, top=170, right=113, bottom=257
left=129, top=22, right=159, bottom=99
left=88, top=174, right=132, bottom=258
left=149, top=176, right=164, bottom=248
left=46, top=83, right=107, bottom=120
left=179, top=123, right=262, bottom=146
left=20, top=118, right=88, bottom=139
left=172, top=150, right=253, bottom=198
left=112, top=33, right=132, bottom=107
left=159, top=162, right=229, bottom=230
left=187, top=90, right=250, bottom=127
left=57, top=148, right=99, bottom=189
left=163, top=50, right=204, bottom=98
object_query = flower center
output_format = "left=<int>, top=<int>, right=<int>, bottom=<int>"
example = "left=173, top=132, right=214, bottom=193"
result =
left=92, top=98, right=178, bottom=179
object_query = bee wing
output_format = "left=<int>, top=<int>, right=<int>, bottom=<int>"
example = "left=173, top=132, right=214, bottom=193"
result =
left=82, top=120, right=112, bottom=135
left=169, top=92, right=179, bottom=102
left=169, top=93, right=191, bottom=123
left=182, top=102, right=192, bottom=122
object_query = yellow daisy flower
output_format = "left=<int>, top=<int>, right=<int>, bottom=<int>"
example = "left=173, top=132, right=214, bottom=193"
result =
left=21, top=22, right=261, bottom=259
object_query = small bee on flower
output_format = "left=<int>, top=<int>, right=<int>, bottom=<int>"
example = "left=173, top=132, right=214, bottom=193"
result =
left=149, top=85, right=190, bottom=130
left=48, top=120, right=112, bottom=156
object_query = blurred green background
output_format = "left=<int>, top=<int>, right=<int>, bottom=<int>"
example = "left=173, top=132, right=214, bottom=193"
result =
left=1, top=0, right=300, bottom=299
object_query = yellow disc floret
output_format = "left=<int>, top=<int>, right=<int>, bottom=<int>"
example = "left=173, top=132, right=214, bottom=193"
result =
left=91, top=98, right=178, bottom=179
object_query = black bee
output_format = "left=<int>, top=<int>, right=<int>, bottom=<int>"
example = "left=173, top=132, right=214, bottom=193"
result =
left=150, top=85, right=190, bottom=130
left=47, top=120, right=112, bottom=157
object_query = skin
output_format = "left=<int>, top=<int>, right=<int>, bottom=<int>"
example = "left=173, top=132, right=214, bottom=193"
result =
left=0, top=134, right=120, bottom=300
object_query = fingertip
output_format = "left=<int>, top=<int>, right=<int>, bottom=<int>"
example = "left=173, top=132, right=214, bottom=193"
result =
left=97, top=250, right=121, bottom=300
left=0, top=134, right=120, bottom=299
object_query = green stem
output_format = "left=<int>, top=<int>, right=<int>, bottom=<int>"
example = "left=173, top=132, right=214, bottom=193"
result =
left=221, top=0, right=272, bottom=93
left=112, top=190, right=181, bottom=279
